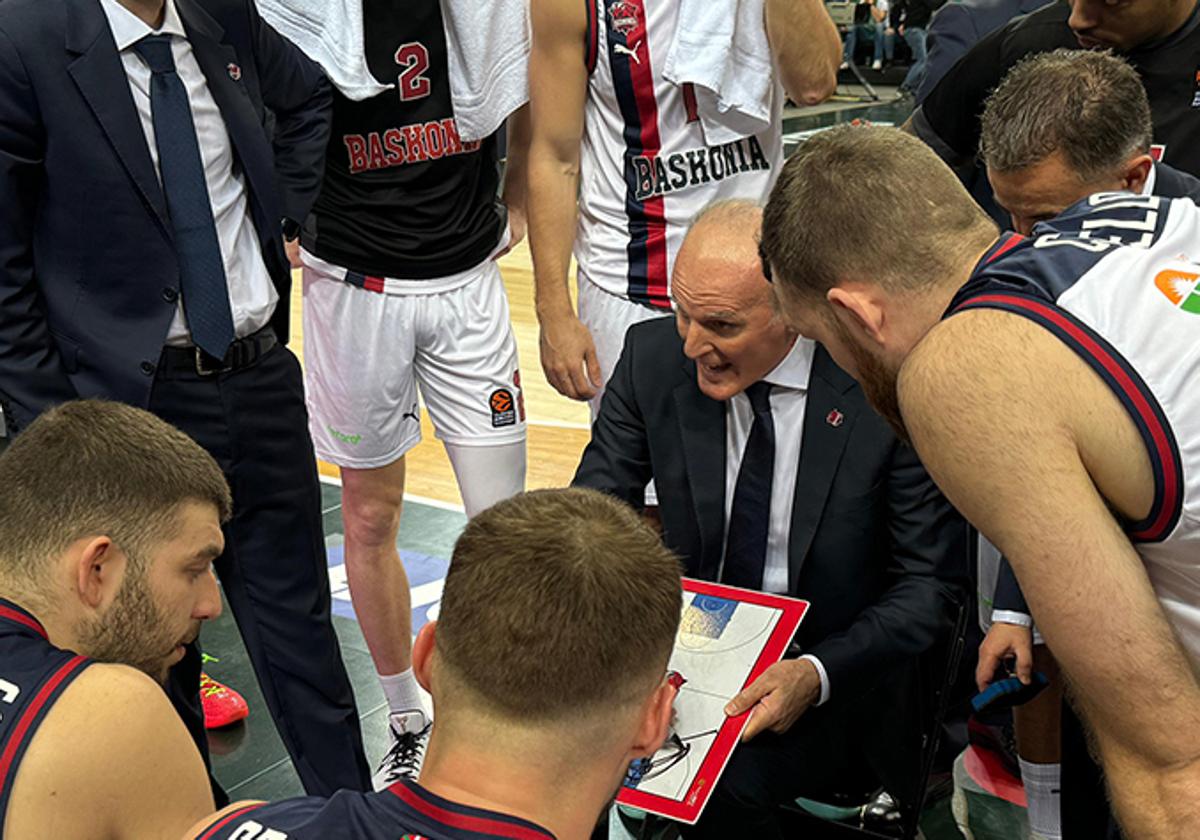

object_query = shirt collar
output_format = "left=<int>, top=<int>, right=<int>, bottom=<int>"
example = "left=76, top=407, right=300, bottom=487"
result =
left=100, top=0, right=187, bottom=52
left=757, top=336, right=815, bottom=392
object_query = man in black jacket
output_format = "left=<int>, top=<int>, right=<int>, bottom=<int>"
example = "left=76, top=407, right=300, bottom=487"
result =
left=574, top=200, right=967, bottom=839
left=0, top=0, right=370, bottom=797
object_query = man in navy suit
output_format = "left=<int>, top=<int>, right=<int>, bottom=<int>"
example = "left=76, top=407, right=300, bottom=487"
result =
left=916, top=0, right=1050, bottom=103
left=574, top=201, right=967, bottom=839
left=0, top=0, right=370, bottom=797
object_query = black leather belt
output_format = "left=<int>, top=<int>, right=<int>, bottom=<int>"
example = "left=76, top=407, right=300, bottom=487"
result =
left=157, top=327, right=278, bottom=376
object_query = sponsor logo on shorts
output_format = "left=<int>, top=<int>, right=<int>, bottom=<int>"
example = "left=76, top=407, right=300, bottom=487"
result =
left=327, top=425, right=362, bottom=445
left=402, top=403, right=420, bottom=424
left=490, top=388, right=517, bottom=427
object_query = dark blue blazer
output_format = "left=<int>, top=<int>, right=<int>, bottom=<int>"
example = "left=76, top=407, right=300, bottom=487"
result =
left=0, top=0, right=332, bottom=431
left=916, top=0, right=1051, bottom=104
left=574, top=317, right=968, bottom=702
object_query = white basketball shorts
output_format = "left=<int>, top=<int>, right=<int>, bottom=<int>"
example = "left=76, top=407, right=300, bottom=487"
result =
left=302, top=251, right=526, bottom=469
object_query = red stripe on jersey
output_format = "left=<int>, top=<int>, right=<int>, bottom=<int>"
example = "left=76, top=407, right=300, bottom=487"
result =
left=585, top=0, right=599, bottom=74
left=682, top=82, right=699, bottom=123
left=195, top=804, right=268, bottom=840
left=986, top=233, right=1024, bottom=264
left=0, top=606, right=46, bottom=640
left=389, top=782, right=554, bottom=839
left=960, top=293, right=1180, bottom=541
left=625, top=0, right=670, bottom=308
left=363, top=275, right=387, bottom=293
left=0, top=655, right=88, bottom=794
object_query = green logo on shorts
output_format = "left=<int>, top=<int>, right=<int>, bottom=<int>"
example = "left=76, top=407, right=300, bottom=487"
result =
left=327, top=425, right=362, bottom=445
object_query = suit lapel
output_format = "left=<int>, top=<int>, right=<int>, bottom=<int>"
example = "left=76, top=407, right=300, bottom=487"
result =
left=176, top=0, right=277, bottom=226
left=674, top=361, right=727, bottom=581
left=65, top=0, right=170, bottom=234
left=787, top=347, right=859, bottom=591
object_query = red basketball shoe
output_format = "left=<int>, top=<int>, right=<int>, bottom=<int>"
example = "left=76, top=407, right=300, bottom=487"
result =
left=200, top=671, right=249, bottom=729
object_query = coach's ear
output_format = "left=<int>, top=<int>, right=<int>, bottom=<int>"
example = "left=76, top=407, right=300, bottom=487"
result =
left=828, top=283, right=887, bottom=347
left=412, top=621, right=438, bottom=692
left=70, top=536, right=127, bottom=610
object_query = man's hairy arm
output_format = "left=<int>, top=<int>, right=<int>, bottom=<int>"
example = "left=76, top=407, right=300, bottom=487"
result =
left=765, top=0, right=839, bottom=106
left=899, top=312, right=1200, bottom=837
left=528, top=0, right=601, bottom=401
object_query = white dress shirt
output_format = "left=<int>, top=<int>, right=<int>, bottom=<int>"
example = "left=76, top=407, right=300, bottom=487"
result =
left=100, top=0, right=278, bottom=347
left=722, top=336, right=831, bottom=705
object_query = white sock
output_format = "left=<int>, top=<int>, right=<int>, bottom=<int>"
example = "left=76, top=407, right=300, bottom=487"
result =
left=378, top=668, right=425, bottom=718
left=1019, top=758, right=1062, bottom=840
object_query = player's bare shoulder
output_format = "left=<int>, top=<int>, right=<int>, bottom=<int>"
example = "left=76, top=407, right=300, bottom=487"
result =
left=5, top=662, right=213, bottom=840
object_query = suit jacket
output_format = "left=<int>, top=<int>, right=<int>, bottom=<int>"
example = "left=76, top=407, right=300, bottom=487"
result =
left=916, top=0, right=1051, bottom=103
left=0, top=0, right=332, bottom=432
left=574, top=318, right=968, bottom=702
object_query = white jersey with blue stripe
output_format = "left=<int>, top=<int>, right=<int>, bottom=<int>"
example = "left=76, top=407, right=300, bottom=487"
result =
left=577, top=0, right=783, bottom=309
left=948, top=192, right=1200, bottom=661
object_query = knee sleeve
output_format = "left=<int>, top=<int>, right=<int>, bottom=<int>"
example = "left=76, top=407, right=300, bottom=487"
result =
left=444, top=440, right=527, bottom=517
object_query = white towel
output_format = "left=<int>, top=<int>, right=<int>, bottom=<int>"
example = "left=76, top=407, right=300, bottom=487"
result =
left=441, top=0, right=530, bottom=142
left=663, top=0, right=775, bottom=147
left=256, top=0, right=528, bottom=138
left=255, top=0, right=391, bottom=101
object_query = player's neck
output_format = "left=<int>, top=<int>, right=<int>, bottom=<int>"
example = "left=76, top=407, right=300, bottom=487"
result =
left=418, top=730, right=623, bottom=840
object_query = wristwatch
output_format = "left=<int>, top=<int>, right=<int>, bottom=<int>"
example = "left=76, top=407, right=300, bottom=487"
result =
left=281, top=217, right=301, bottom=242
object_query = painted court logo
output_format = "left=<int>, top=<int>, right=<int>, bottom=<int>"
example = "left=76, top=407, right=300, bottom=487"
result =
left=1154, top=269, right=1200, bottom=314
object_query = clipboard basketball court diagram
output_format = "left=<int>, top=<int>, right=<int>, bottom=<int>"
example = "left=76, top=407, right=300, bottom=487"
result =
left=617, top=579, right=809, bottom=824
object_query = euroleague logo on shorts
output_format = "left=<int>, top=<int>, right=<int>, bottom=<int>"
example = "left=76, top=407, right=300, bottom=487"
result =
left=489, top=372, right=526, bottom=428
left=609, top=1, right=640, bottom=35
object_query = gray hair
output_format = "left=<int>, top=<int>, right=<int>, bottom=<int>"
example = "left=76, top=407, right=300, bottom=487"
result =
left=980, top=49, right=1153, bottom=180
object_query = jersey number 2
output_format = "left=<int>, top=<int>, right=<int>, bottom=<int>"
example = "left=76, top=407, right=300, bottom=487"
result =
left=395, top=42, right=431, bottom=102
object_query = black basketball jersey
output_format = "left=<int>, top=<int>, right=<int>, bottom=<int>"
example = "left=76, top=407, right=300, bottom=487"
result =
left=303, top=0, right=505, bottom=280
left=0, top=599, right=91, bottom=837
left=191, top=779, right=557, bottom=840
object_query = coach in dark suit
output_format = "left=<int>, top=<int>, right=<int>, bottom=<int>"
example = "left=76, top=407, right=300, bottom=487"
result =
left=574, top=201, right=967, bottom=838
left=0, top=0, right=369, bottom=796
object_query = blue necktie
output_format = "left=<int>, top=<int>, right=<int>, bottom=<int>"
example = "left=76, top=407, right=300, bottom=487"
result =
left=134, top=35, right=235, bottom=360
left=723, top=381, right=775, bottom=590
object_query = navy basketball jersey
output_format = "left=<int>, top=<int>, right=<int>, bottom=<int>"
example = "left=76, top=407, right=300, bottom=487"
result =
left=948, top=191, right=1200, bottom=661
left=192, top=780, right=556, bottom=840
left=0, top=599, right=90, bottom=837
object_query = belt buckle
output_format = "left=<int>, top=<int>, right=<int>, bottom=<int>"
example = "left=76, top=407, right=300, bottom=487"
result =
left=194, top=347, right=232, bottom=376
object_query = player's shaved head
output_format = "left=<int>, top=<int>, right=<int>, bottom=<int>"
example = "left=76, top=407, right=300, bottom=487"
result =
left=761, top=125, right=997, bottom=310
left=432, top=488, right=682, bottom=724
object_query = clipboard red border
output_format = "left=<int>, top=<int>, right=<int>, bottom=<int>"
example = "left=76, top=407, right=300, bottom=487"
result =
left=617, top=578, right=810, bottom=824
